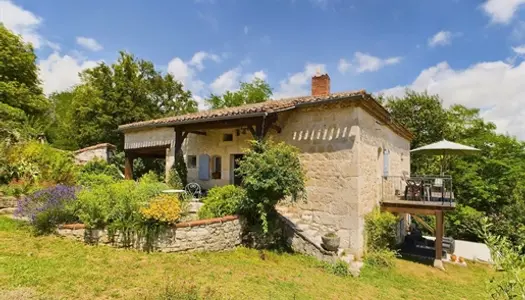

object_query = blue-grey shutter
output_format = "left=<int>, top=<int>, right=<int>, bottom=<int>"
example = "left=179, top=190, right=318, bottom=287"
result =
left=383, top=149, right=390, bottom=177
left=198, top=154, right=210, bottom=180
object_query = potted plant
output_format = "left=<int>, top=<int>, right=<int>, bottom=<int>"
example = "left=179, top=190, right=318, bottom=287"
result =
left=322, top=232, right=340, bottom=252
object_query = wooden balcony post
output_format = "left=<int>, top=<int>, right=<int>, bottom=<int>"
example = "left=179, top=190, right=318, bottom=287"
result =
left=124, top=153, right=134, bottom=180
left=434, top=211, right=445, bottom=270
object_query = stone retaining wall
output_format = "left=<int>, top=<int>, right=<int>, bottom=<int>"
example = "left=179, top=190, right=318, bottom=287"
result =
left=0, top=196, right=17, bottom=215
left=58, top=215, right=243, bottom=253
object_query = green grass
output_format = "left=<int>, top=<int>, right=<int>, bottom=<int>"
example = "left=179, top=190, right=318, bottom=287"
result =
left=0, top=217, right=493, bottom=299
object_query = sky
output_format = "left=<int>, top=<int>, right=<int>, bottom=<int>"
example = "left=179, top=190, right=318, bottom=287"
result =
left=1, top=0, right=525, bottom=138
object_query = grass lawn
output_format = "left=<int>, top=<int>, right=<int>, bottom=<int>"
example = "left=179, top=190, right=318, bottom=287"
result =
left=0, top=217, right=493, bottom=300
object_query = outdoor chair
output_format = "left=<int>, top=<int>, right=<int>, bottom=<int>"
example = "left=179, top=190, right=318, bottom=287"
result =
left=185, top=182, right=202, bottom=200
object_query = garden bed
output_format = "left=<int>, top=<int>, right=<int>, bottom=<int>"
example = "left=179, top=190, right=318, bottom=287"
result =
left=57, top=215, right=244, bottom=253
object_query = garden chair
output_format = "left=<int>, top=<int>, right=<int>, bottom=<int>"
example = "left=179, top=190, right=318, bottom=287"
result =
left=185, top=182, right=202, bottom=200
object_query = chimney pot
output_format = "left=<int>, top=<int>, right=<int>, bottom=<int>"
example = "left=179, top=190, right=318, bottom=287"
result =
left=311, top=73, right=330, bottom=96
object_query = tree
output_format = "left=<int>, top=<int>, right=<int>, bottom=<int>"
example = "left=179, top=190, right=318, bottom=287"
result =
left=0, top=25, right=50, bottom=139
left=236, top=140, right=306, bottom=232
left=386, top=90, right=525, bottom=244
left=57, top=51, right=197, bottom=149
left=206, top=78, right=272, bottom=109
left=46, top=91, right=78, bottom=150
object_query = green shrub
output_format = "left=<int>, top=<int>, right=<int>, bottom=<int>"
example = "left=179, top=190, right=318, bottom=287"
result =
left=79, top=158, right=121, bottom=179
left=236, top=140, right=306, bottom=232
left=167, top=168, right=183, bottom=189
left=77, top=173, right=117, bottom=187
left=365, top=209, right=398, bottom=252
left=174, top=154, right=188, bottom=187
left=198, top=185, right=246, bottom=219
left=140, top=170, right=162, bottom=184
left=7, top=141, right=78, bottom=185
left=326, top=260, right=350, bottom=277
left=75, top=179, right=170, bottom=247
left=364, top=248, right=398, bottom=269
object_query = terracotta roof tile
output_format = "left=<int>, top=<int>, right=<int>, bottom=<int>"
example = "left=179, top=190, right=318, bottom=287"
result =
left=118, top=90, right=367, bottom=131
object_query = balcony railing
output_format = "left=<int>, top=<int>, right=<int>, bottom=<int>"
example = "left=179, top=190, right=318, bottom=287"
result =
left=381, top=175, right=454, bottom=204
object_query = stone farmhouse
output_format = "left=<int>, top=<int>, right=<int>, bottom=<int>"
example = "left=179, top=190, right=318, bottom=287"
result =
left=118, top=74, right=413, bottom=256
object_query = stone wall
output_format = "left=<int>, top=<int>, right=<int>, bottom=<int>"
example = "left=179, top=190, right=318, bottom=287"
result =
left=357, top=107, right=411, bottom=254
left=57, top=215, right=243, bottom=253
left=0, top=196, right=17, bottom=215
left=74, top=143, right=115, bottom=165
left=182, top=129, right=252, bottom=190
left=274, top=102, right=361, bottom=251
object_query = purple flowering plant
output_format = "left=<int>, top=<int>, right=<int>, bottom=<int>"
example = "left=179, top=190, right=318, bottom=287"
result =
left=15, top=185, right=79, bottom=234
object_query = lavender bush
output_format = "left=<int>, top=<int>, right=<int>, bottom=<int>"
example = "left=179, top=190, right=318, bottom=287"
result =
left=15, top=185, right=79, bottom=234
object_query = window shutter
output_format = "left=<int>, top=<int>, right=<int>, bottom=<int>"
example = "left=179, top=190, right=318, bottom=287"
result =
left=198, top=154, right=210, bottom=180
left=383, top=149, right=390, bottom=177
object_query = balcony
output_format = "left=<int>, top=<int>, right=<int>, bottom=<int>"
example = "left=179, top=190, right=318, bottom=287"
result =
left=380, top=175, right=456, bottom=214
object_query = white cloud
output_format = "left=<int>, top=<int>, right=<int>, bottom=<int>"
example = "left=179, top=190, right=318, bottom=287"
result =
left=0, top=0, right=44, bottom=48
left=381, top=60, right=525, bottom=139
left=244, top=25, right=249, bottom=35
left=39, top=52, right=99, bottom=94
left=428, top=31, right=453, bottom=47
left=337, top=58, right=352, bottom=74
left=189, top=51, right=221, bottom=71
left=512, top=45, right=525, bottom=54
left=167, top=57, right=205, bottom=96
left=274, top=63, right=326, bottom=99
left=353, top=52, right=402, bottom=73
left=210, top=68, right=241, bottom=94
left=76, top=36, right=103, bottom=52
left=482, top=0, right=525, bottom=24
left=244, top=70, right=267, bottom=82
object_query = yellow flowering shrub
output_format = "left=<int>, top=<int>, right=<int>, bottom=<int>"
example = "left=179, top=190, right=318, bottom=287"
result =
left=140, top=194, right=181, bottom=224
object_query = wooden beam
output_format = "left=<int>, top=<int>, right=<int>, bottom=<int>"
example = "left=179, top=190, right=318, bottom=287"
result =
left=434, top=211, right=445, bottom=270
left=381, top=206, right=438, bottom=216
left=124, top=153, right=134, bottom=180
left=178, top=117, right=263, bottom=132
left=412, top=215, right=435, bottom=235
left=188, top=131, right=207, bottom=136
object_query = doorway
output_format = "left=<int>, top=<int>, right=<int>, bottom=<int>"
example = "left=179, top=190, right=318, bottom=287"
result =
left=230, top=154, right=244, bottom=186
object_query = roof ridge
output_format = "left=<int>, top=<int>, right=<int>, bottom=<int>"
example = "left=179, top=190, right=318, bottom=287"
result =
left=119, top=90, right=367, bottom=131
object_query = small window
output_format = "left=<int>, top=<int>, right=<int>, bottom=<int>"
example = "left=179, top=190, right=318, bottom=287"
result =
left=187, top=155, right=197, bottom=168
left=212, top=156, right=222, bottom=179
left=222, top=133, right=234, bottom=142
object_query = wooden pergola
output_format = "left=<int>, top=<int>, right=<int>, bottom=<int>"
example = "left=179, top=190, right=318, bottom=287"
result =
left=123, top=113, right=281, bottom=179
left=381, top=199, right=456, bottom=270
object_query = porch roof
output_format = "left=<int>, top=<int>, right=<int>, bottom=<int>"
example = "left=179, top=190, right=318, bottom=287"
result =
left=118, top=90, right=413, bottom=141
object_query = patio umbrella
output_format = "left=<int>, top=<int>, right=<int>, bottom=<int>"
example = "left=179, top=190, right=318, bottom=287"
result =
left=410, top=139, right=480, bottom=175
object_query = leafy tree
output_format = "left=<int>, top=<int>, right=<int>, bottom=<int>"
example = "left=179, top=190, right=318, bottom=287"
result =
left=385, top=90, right=525, bottom=244
left=46, top=91, right=78, bottom=150
left=206, top=78, right=272, bottom=109
left=236, top=140, right=306, bottom=232
left=0, top=25, right=50, bottom=139
left=56, top=51, right=197, bottom=149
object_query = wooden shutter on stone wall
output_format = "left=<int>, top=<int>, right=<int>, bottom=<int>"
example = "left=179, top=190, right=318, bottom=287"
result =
left=198, top=154, right=210, bottom=180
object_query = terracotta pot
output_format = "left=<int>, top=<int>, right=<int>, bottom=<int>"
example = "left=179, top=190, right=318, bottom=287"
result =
left=321, top=233, right=340, bottom=252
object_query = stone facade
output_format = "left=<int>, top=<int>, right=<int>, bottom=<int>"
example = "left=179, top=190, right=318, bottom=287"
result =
left=57, top=216, right=243, bottom=253
left=182, top=129, right=252, bottom=190
left=74, top=143, right=116, bottom=165
left=121, top=102, right=411, bottom=257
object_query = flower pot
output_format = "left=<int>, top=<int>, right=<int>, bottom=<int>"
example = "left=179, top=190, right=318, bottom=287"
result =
left=321, top=233, right=340, bottom=252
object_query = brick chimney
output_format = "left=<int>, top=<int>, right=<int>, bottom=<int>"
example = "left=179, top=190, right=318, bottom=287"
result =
left=311, top=73, right=330, bottom=96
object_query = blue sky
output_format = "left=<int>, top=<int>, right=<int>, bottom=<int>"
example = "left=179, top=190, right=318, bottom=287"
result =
left=2, top=0, right=525, bottom=138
